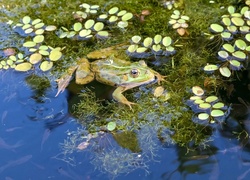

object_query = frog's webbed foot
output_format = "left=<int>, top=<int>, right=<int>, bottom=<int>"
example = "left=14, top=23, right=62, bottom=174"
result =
left=55, top=66, right=78, bottom=97
left=112, top=86, right=136, bottom=110
left=155, top=73, right=167, bottom=85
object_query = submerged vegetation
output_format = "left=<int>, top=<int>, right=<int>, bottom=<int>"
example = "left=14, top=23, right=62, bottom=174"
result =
left=1, top=0, right=250, bottom=178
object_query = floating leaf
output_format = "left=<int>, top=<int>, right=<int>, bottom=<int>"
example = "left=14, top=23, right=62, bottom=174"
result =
left=162, top=36, right=172, bottom=47
left=117, top=21, right=128, bottom=28
left=221, top=32, right=232, bottom=40
left=79, top=29, right=92, bottom=37
left=25, top=28, right=34, bottom=34
left=227, top=25, right=237, bottom=33
left=194, top=99, right=204, bottom=104
left=93, top=22, right=104, bottom=31
left=98, top=14, right=108, bottom=20
left=231, top=17, right=244, bottom=26
left=40, top=61, right=53, bottom=71
left=229, top=60, right=241, bottom=68
left=33, top=35, right=44, bottom=43
left=232, top=51, right=246, bottom=60
left=219, top=66, right=231, bottom=77
left=152, top=44, right=161, bottom=52
left=211, top=109, right=224, bottom=117
left=45, top=25, right=57, bottom=31
left=108, top=7, right=119, bottom=14
left=245, top=33, right=250, bottom=42
left=213, top=102, right=225, bottom=109
left=22, top=16, right=31, bottom=24
left=84, top=19, right=95, bottom=29
left=121, top=12, right=133, bottom=21
left=29, top=53, right=42, bottom=64
left=34, top=22, right=45, bottom=29
left=127, top=44, right=138, bottom=53
left=210, top=24, right=224, bottom=33
left=35, top=29, right=45, bottom=35
left=107, top=122, right=116, bottom=131
left=205, top=96, right=218, bottom=103
left=136, top=47, right=148, bottom=53
left=222, top=17, right=231, bottom=26
left=15, top=62, right=32, bottom=71
left=22, top=24, right=32, bottom=30
left=218, top=50, right=229, bottom=60
left=223, top=43, right=234, bottom=53
left=235, top=39, right=247, bottom=50
left=190, top=96, right=202, bottom=100
left=192, top=86, right=204, bottom=96
left=49, top=49, right=62, bottom=61
left=153, top=86, right=164, bottom=97
left=154, top=34, right=162, bottom=44
left=199, top=103, right=211, bottom=109
left=23, top=41, right=36, bottom=48
left=204, top=64, right=218, bottom=72
left=73, top=22, right=82, bottom=31
left=143, top=37, right=153, bottom=48
left=109, top=15, right=118, bottom=23
left=228, top=6, right=235, bottom=14
left=96, top=31, right=109, bottom=38
left=32, top=18, right=42, bottom=25
left=198, top=113, right=209, bottom=120
left=117, top=10, right=127, bottom=16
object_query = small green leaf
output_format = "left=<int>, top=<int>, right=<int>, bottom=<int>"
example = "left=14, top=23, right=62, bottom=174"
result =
left=107, top=122, right=116, bottom=131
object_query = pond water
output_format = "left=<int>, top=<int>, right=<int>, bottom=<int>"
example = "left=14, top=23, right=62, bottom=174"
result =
left=1, top=69, right=250, bottom=179
left=1, top=1, right=250, bottom=179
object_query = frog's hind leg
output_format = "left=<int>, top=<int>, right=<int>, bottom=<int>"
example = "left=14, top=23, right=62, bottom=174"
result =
left=75, top=58, right=94, bottom=85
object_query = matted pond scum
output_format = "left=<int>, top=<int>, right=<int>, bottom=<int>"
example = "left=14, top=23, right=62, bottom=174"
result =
left=1, top=0, right=250, bottom=178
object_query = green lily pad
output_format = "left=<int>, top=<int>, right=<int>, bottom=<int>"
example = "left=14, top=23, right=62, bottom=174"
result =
left=98, top=14, right=108, bottom=20
left=192, top=86, right=204, bottom=96
left=108, top=7, right=119, bottom=14
left=79, top=29, right=92, bottom=37
left=228, top=6, right=235, bottom=14
left=194, top=99, right=204, bottom=104
left=9, top=55, right=17, bottom=61
left=33, top=35, right=44, bottom=43
left=223, top=43, right=234, bottom=53
left=232, top=51, right=246, bottom=60
left=222, top=17, right=231, bottom=26
left=205, top=96, right=218, bottom=103
left=231, top=17, right=244, bottom=26
left=221, top=32, right=232, bottom=40
left=121, top=12, right=133, bottom=21
left=117, top=10, right=127, bottom=16
left=162, top=36, right=172, bottom=47
left=25, top=28, right=34, bottom=34
left=39, top=50, right=50, bottom=56
left=109, top=15, right=118, bottom=23
left=229, top=60, right=241, bottom=68
left=84, top=19, right=95, bottom=29
left=23, top=41, right=36, bottom=48
left=143, top=37, right=153, bottom=48
left=154, top=34, right=162, bottom=44
left=22, top=16, right=31, bottom=24
left=34, top=22, right=45, bottom=29
left=29, top=53, right=42, bottom=64
left=73, top=22, right=82, bottom=31
left=117, top=21, right=128, bottom=28
left=49, top=49, right=62, bottom=61
left=218, top=50, right=229, bottom=59
left=131, top=35, right=141, bottom=44
left=211, top=109, right=224, bottom=117
left=96, top=31, right=109, bottom=38
left=199, top=103, right=211, bottom=109
left=35, top=29, right=45, bottom=35
left=210, top=24, right=224, bottom=33
left=136, top=47, right=148, bottom=53
left=22, top=24, right=32, bottom=30
left=235, top=39, right=247, bottom=50
left=6, top=60, right=13, bottom=66
left=32, top=18, right=42, bottom=25
left=190, top=96, right=202, bottom=100
left=204, top=64, right=218, bottom=71
left=107, top=121, right=116, bottom=131
left=93, top=22, right=104, bottom=31
left=127, top=44, right=138, bottom=53
left=45, top=25, right=57, bottom=31
left=15, top=62, right=32, bottom=71
left=219, top=66, right=231, bottom=77
left=212, top=102, right=225, bottom=109
left=245, top=34, right=250, bottom=42
left=40, top=61, right=53, bottom=71
left=152, top=44, right=161, bottom=52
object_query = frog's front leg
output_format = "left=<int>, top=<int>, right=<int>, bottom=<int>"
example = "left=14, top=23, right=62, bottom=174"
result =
left=112, top=86, right=136, bottom=110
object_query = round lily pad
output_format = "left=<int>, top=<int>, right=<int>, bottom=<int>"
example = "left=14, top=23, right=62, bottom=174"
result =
left=219, top=66, right=231, bottom=77
left=93, top=22, right=104, bottom=31
left=143, top=37, right=153, bottom=48
left=29, top=53, right=42, bottom=64
left=228, top=6, right=235, bottom=14
left=32, top=18, right=42, bottom=25
left=109, top=15, right=118, bottom=23
left=39, top=50, right=50, bottom=56
left=49, top=49, right=62, bottom=61
left=235, top=39, right=247, bottom=50
left=203, top=64, right=218, bottom=72
left=98, top=14, right=108, bottom=20
left=79, top=29, right=92, bottom=37
left=152, top=44, right=162, bottom=52
left=22, top=16, right=31, bottom=24
left=45, top=25, right=57, bottom=31
left=25, top=28, right=34, bottom=34
left=210, top=24, right=224, bottom=33
left=227, top=25, right=237, bottom=34
left=73, top=22, right=83, bottom=31
left=212, top=102, right=225, bottom=109
left=121, top=12, right=133, bottom=21
left=108, top=7, right=119, bottom=14
left=131, top=35, right=141, bottom=44
left=194, top=99, right=204, bottom=104
left=127, top=44, right=138, bottom=53
left=218, top=50, right=229, bottom=60
left=162, top=36, right=172, bottom=47
left=198, top=113, right=209, bottom=120
left=205, top=96, right=218, bottom=103
left=117, top=21, right=128, bottom=28
left=96, top=31, right=109, bottom=38
left=222, top=43, right=234, bottom=53
left=117, top=10, right=127, bottom=16
left=232, top=51, right=246, bottom=61
left=192, top=86, right=204, bottom=96
left=221, top=32, right=232, bottom=40
left=190, top=96, right=202, bottom=100
left=245, top=33, right=250, bottom=42
left=107, top=121, right=116, bottom=131
left=136, top=47, right=148, bottom=53
left=34, top=22, right=45, bottom=29
left=231, top=17, right=244, bottom=26
left=23, top=41, right=36, bottom=48
left=35, top=29, right=45, bottom=35
left=229, top=60, right=241, bottom=68
left=15, top=62, right=32, bottom=71
left=33, top=35, right=44, bottom=43
left=222, top=17, right=231, bottom=26
left=40, top=61, right=53, bottom=71
left=84, top=19, right=95, bottom=29
left=199, top=103, right=211, bottom=109
left=154, top=34, right=162, bottom=44
left=22, top=24, right=32, bottom=30
left=211, top=109, right=224, bottom=117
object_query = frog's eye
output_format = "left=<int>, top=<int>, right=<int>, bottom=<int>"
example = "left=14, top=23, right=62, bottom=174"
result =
left=130, top=69, right=140, bottom=78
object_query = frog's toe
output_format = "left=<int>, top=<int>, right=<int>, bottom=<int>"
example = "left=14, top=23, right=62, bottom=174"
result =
left=123, top=101, right=136, bottom=110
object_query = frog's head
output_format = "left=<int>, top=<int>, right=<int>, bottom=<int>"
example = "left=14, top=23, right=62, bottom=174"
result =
left=120, top=60, right=160, bottom=89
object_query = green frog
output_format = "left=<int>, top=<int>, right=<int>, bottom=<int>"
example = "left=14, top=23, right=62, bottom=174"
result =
left=55, top=45, right=166, bottom=109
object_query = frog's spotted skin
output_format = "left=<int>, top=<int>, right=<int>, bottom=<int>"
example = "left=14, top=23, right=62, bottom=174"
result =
left=56, top=46, right=165, bottom=109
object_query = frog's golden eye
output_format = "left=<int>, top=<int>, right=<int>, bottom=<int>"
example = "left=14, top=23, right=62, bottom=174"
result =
left=130, top=69, right=140, bottom=78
